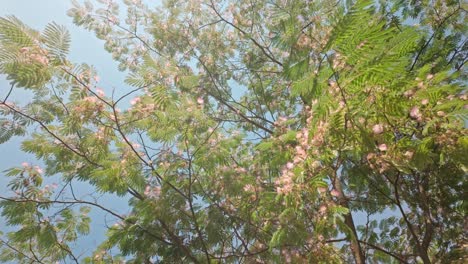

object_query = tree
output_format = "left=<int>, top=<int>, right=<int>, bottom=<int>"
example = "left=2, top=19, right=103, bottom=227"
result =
left=0, top=0, right=466, bottom=263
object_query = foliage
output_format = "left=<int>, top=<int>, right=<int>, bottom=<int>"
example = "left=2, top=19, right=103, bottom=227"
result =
left=0, top=0, right=466, bottom=263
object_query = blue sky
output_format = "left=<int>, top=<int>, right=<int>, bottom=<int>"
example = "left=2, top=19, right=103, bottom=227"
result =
left=0, top=0, right=124, bottom=165
left=0, top=0, right=133, bottom=258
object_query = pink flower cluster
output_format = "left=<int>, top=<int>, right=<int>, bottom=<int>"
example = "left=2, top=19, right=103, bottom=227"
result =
left=243, top=184, right=255, bottom=192
left=34, top=166, right=43, bottom=174
left=372, top=124, right=384, bottom=134
left=83, top=96, right=98, bottom=103
left=95, top=127, right=106, bottom=140
left=144, top=185, right=161, bottom=198
left=95, top=88, right=105, bottom=97
left=275, top=166, right=294, bottom=195
left=21, top=162, right=43, bottom=174
left=281, top=248, right=301, bottom=263
left=366, top=152, right=390, bottom=173
left=297, top=34, right=312, bottom=48
left=311, top=121, right=327, bottom=147
left=130, top=97, right=141, bottom=105
left=410, top=106, right=422, bottom=121
left=20, top=47, right=49, bottom=66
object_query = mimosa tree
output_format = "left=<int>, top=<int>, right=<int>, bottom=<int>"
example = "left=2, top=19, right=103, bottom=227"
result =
left=0, top=0, right=466, bottom=263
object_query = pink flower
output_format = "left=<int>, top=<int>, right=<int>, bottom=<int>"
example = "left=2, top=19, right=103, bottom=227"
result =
left=197, top=97, right=204, bottom=105
left=275, top=170, right=294, bottom=195
left=378, top=144, right=388, bottom=151
left=34, top=166, right=43, bottom=174
left=235, top=167, right=247, bottom=173
left=286, top=162, right=294, bottom=170
left=296, top=131, right=303, bottom=140
left=317, top=187, right=327, bottom=193
left=243, top=184, right=255, bottom=192
left=339, top=100, right=346, bottom=108
left=372, top=124, right=384, bottom=134
left=144, top=185, right=161, bottom=198
left=21, top=162, right=29, bottom=167
left=330, top=189, right=340, bottom=197
left=409, top=106, right=421, bottom=120
left=403, top=90, right=414, bottom=97
left=144, top=185, right=151, bottom=195
left=319, top=205, right=327, bottom=214
left=295, top=146, right=306, bottom=158
left=293, top=156, right=303, bottom=164
left=84, top=96, right=97, bottom=103
left=278, top=116, right=288, bottom=123
left=34, top=55, right=49, bottom=66
left=130, top=97, right=141, bottom=105
left=421, top=99, right=429, bottom=105
left=96, top=88, right=105, bottom=97
left=153, top=186, right=161, bottom=196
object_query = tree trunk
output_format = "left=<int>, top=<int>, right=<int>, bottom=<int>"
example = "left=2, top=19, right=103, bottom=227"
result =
left=334, top=178, right=366, bottom=264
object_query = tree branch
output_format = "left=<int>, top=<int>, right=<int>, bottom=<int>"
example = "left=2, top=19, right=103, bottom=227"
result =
left=358, top=240, right=409, bottom=264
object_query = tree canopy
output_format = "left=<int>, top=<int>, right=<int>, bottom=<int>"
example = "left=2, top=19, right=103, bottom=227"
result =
left=0, top=0, right=467, bottom=263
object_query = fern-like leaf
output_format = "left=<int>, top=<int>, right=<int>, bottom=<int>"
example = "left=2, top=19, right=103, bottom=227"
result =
left=42, top=22, right=70, bottom=62
left=0, top=16, right=37, bottom=47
